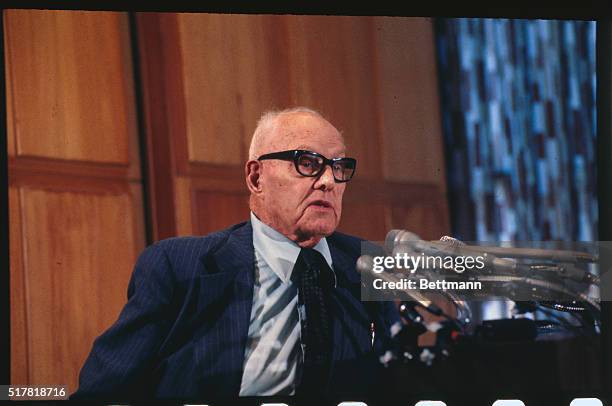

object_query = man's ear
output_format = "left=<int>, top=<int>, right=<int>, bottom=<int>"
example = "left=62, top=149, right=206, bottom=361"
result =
left=245, top=160, right=262, bottom=194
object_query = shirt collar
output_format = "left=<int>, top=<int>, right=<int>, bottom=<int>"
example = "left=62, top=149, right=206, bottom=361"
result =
left=250, top=211, right=333, bottom=283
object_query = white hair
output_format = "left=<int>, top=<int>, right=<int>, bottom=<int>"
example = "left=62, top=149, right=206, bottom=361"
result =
left=248, top=107, right=327, bottom=160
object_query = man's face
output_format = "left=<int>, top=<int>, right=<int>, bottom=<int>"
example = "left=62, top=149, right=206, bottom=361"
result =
left=255, top=113, right=347, bottom=246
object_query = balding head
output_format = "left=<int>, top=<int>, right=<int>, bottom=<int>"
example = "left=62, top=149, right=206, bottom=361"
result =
left=248, top=107, right=344, bottom=160
left=245, top=107, right=350, bottom=248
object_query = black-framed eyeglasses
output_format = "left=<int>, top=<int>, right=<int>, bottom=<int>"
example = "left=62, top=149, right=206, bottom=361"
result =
left=257, top=149, right=357, bottom=183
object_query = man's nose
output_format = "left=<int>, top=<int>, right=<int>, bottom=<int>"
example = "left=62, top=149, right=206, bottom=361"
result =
left=314, top=164, right=336, bottom=190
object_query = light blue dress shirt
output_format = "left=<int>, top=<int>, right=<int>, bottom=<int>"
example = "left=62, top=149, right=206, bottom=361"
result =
left=238, top=211, right=334, bottom=396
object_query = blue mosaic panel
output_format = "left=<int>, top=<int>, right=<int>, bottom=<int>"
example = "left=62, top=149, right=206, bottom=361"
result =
left=435, top=19, right=597, bottom=242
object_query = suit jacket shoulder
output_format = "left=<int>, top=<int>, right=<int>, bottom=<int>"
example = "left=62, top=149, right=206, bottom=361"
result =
left=149, top=221, right=250, bottom=281
left=327, top=229, right=364, bottom=251
left=73, top=221, right=253, bottom=401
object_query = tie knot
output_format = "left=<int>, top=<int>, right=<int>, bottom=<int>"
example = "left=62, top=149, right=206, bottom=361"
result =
left=301, top=248, right=327, bottom=267
left=297, top=248, right=336, bottom=289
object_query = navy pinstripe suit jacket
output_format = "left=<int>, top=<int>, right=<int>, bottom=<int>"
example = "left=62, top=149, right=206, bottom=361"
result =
left=73, top=221, right=397, bottom=401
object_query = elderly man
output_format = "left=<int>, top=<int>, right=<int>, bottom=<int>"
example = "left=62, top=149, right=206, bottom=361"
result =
left=73, top=107, right=398, bottom=401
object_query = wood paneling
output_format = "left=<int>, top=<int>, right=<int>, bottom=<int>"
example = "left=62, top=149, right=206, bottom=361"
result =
left=9, top=156, right=135, bottom=183
left=6, top=9, right=145, bottom=390
left=173, top=172, right=248, bottom=236
left=285, top=16, right=382, bottom=178
left=5, top=24, right=16, bottom=157
left=194, top=190, right=250, bottom=235
left=341, top=180, right=449, bottom=241
left=4, top=10, right=136, bottom=164
left=390, top=202, right=450, bottom=241
left=135, top=13, right=180, bottom=241
left=338, top=201, right=388, bottom=242
left=373, top=17, right=447, bottom=185
left=19, top=188, right=140, bottom=391
left=177, top=13, right=291, bottom=165
left=174, top=177, right=195, bottom=236
left=8, top=184, right=145, bottom=389
left=9, top=187, right=28, bottom=384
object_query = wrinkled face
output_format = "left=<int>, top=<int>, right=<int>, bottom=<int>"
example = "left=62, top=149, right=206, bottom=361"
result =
left=254, top=113, right=347, bottom=246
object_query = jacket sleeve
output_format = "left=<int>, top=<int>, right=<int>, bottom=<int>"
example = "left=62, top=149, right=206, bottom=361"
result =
left=71, top=242, right=177, bottom=401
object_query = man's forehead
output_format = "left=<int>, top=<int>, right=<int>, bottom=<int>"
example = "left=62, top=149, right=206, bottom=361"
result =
left=267, top=113, right=345, bottom=149
left=270, top=133, right=346, bottom=155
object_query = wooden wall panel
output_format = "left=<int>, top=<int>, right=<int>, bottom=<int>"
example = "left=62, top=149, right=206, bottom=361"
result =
left=233, top=16, right=293, bottom=161
left=338, top=201, right=388, bottom=242
left=177, top=14, right=291, bottom=165
left=373, top=17, right=447, bottom=186
left=20, top=188, right=139, bottom=391
left=390, top=203, right=450, bottom=241
left=134, top=12, right=181, bottom=241
left=5, top=25, right=16, bottom=157
left=9, top=187, right=28, bottom=384
left=4, top=10, right=134, bottom=164
left=6, top=9, right=146, bottom=391
left=285, top=16, right=382, bottom=178
left=174, top=173, right=248, bottom=236
left=194, top=190, right=250, bottom=235
left=174, top=177, right=195, bottom=236
left=341, top=180, right=449, bottom=241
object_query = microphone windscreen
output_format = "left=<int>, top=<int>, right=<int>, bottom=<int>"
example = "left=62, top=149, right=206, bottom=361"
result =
left=397, top=230, right=420, bottom=243
left=384, top=230, right=402, bottom=253
left=385, top=229, right=421, bottom=253
left=356, top=255, right=374, bottom=274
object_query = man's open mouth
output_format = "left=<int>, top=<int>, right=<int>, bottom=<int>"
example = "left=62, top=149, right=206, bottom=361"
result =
left=309, top=200, right=332, bottom=208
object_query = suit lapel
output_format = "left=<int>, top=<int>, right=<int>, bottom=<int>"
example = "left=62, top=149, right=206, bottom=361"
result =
left=328, top=235, right=361, bottom=285
left=196, top=222, right=255, bottom=397
left=328, top=236, right=356, bottom=367
left=327, top=235, right=372, bottom=380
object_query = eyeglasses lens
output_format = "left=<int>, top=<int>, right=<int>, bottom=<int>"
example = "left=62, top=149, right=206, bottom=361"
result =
left=297, top=154, right=323, bottom=176
left=333, top=161, right=355, bottom=181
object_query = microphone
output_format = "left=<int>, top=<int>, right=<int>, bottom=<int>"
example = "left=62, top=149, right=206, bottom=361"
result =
left=356, top=255, right=443, bottom=316
left=416, top=232, right=595, bottom=263
left=386, top=230, right=598, bottom=284
left=385, top=230, right=523, bottom=274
